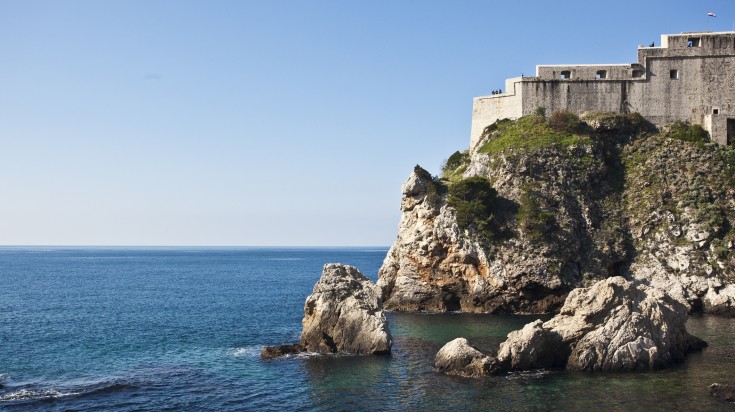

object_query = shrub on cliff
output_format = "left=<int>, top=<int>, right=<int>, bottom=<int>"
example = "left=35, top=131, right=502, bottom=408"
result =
left=441, top=150, right=470, bottom=181
left=667, top=121, right=709, bottom=146
left=548, top=110, right=581, bottom=134
left=447, top=176, right=497, bottom=238
left=442, top=150, right=469, bottom=173
left=516, top=184, right=556, bottom=240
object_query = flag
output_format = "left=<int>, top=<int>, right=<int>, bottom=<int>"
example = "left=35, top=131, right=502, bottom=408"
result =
left=708, top=11, right=717, bottom=17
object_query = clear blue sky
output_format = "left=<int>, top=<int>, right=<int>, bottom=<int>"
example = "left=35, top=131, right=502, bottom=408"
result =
left=2, top=1, right=733, bottom=246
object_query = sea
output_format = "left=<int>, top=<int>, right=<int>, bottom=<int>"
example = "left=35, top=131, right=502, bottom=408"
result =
left=1, top=247, right=734, bottom=411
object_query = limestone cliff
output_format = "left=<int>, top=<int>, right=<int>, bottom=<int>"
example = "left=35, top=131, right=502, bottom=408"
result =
left=378, top=113, right=735, bottom=315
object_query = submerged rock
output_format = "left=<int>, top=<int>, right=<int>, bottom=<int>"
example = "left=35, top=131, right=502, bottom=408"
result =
left=434, top=338, right=497, bottom=377
left=434, top=277, right=705, bottom=376
left=260, top=343, right=305, bottom=359
left=262, top=264, right=392, bottom=358
left=709, top=383, right=735, bottom=403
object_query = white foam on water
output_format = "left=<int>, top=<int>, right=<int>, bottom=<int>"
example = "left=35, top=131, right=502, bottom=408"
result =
left=0, top=388, right=82, bottom=402
left=229, top=346, right=263, bottom=357
left=505, top=369, right=554, bottom=380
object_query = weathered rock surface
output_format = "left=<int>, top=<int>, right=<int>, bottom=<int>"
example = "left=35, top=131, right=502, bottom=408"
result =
left=377, top=166, right=570, bottom=314
left=709, top=383, right=735, bottom=403
left=434, top=277, right=705, bottom=376
left=260, top=343, right=305, bottom=359
left=623, top=135, right=735, bottom=315
left=434, top=338, right=497, bottom=377
left=379, top=115, right=735, bottom=315
left=262, top=264, right=392, bottom=358
left=497, top=277, right=706, bottom=372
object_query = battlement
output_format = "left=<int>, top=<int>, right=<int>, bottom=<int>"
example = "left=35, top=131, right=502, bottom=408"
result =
left=470, top=32, right=735, bottom=149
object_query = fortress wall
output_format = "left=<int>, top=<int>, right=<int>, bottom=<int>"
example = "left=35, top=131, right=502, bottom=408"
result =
left=705, top=114, right=731, bottom=145
left=471, top=33, right=735, bottom=146
left=519, top=80, right=630, bottom=117
left=636, top=55, right=735, bottom=125
left=536, top=65, right=637, bottom=80
left=470, top=78, right=523, bottom=150
left=632, top=57, right=691, bottom=124
left=687, top=55, right=735, bottom=123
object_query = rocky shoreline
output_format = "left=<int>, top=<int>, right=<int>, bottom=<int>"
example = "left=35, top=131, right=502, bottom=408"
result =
left=434, top=277, right=706, bottom=376
left=261, top=114, right=735, bottom=403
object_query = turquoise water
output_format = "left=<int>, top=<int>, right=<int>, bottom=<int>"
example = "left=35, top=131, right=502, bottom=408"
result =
left=1, top=247, right=733, bottom=411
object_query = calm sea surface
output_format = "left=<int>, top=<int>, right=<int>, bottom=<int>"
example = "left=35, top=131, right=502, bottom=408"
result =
left=1, top=247, right=734, bottom=411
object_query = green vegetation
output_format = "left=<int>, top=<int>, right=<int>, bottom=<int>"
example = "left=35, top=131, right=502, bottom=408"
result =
left=477, top=113, right=592, bottom=156
left=547, top=110, right=581, bottom=133
left=722, top=147, right=735, bottom=185
left=667, top=121, right=710, bottom=146
left=441, top=150, right=470, bottom=181
left=516, top=184, right=556, bottom=241
left=447, top=176, right=497, bottom=238
left=581, top=111, right=649, bottom=128
left=443, top=150, right=469, bottom=173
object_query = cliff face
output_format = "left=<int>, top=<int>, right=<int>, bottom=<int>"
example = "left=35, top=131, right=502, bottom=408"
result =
left=378, top=114, right=735, bottom=315
left=623, top=135, right=735, bottom=314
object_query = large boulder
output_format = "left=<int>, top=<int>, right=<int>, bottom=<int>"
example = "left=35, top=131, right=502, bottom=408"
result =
left=434, top=338, right=497, bottom=377
left=434, top=277, right=706, bottom=375
left=262, top=264, right=392, bottom=358
left=496, top=277, right=706, bottom=372
left=495, top=320, right=566, bottom=371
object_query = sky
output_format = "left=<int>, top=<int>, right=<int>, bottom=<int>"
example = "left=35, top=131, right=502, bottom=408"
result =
left=2, top=0, right=734, bottom=246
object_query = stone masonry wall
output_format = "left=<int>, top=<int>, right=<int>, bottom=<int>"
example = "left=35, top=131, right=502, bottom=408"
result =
left=470, top=32, right=735, bottom=149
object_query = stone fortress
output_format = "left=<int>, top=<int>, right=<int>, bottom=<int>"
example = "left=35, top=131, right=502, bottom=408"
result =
left=471, top=32, right=735, bottom=149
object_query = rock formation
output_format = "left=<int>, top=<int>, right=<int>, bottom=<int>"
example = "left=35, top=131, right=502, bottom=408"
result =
left=376, top=169, right=500, bottom=313
left=435, top=277, right=705, bottom=376
left=379, top=114, right=735, bottom=315
left=709, top=383, right=735, bottom=403
left=262, top=264, right=392, bottom=358
left=433, top=338, right=497, bottom=377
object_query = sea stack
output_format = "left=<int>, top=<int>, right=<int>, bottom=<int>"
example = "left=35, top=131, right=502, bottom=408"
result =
left=262, top=263, right=392, bottom=358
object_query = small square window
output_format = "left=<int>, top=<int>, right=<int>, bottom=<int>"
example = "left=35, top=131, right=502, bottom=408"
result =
left=688, top=37, right=701, bottom=47
left=632, top=70, right=643, bottom=78
left=714, top=108, right=720, bottom=115
left=596, top=70, right=607, bottom=79
left=670, top=70, right=679, bottom=79
left=560, top=70, right=571, bottom=79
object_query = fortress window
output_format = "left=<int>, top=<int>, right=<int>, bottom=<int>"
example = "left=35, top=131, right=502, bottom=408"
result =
left=560, top=70, right=571, bottom=79
left=595, top=70, right=607, bottom=79
left=632, top=70, right=643, bottom=78
left=670, top=69, right=679, bottom=79
left=687, top=37, right=701, bottom=47
left=713, top=108, right=720, bottom=115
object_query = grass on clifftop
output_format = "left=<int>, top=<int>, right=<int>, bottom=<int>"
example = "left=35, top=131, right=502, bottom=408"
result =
left=478, top=112, right=592, bottom=156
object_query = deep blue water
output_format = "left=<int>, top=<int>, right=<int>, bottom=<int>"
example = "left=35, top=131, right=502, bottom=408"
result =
left=1, top=247, right=734, bottom=411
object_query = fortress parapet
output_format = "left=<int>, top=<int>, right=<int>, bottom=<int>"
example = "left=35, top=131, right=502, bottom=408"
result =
left=471, top=32, right=735, bottom=149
